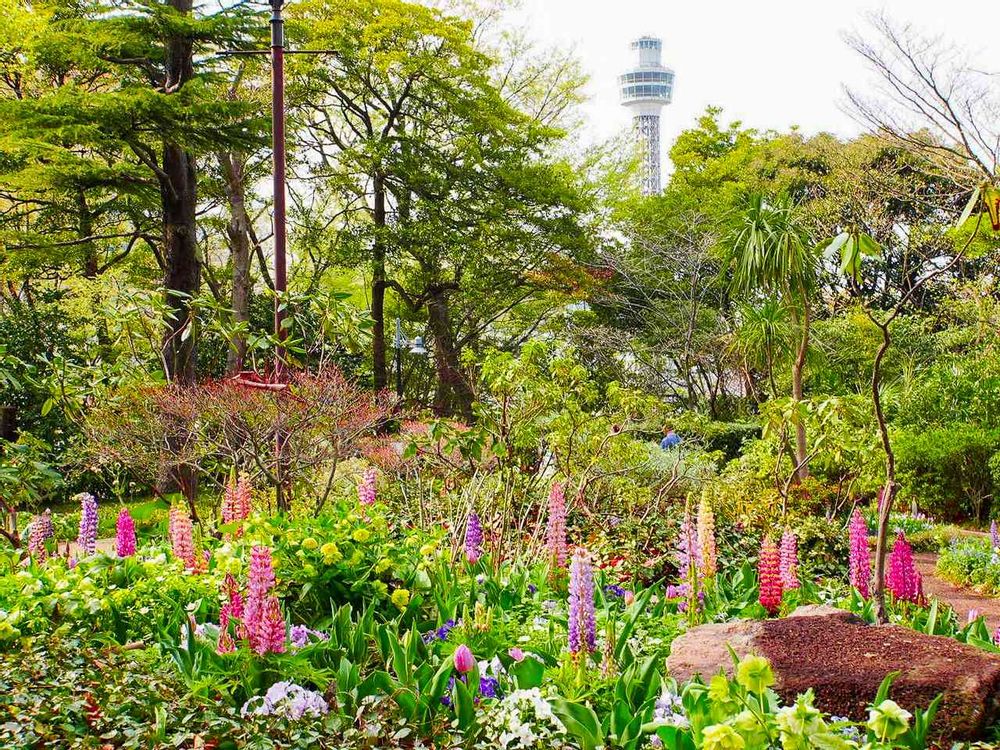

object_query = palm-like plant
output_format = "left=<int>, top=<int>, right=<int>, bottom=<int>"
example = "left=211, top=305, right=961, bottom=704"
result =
left=729, top=298, right=794, bottom=400
left=724, top=192, right=818, bottom=480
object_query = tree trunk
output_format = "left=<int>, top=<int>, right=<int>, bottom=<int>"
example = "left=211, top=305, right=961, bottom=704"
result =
left=159, top=0, right=199, bottom=519
left=427, top=287, right=474, bottom=421
left=371, top=174, right=388, bottom=391
left=219, top=152, right=251, bottom=374
left=871, top=319, right=896, bottom=624
left=791, top=304, right=810, bottom=481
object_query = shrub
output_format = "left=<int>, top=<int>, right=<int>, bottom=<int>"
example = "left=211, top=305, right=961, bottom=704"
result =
left=894, top=426, right=1000, bottom=522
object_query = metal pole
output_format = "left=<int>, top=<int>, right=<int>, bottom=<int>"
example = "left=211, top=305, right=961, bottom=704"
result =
left=395, top=318, right=403, bottom=398
left=271, top=0, right=287, bottom=381
left=270, top=0, right=290, bottom=511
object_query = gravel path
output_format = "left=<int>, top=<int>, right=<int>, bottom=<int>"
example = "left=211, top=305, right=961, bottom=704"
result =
left=914, top=551, right=1000, bottom=633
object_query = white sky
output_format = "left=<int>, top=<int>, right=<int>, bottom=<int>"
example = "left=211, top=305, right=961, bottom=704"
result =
left=513, top=0, right=1000, bottom=163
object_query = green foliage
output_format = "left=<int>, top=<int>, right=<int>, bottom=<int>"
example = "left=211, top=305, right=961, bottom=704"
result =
left=894, top=426, right=1000, bottom=522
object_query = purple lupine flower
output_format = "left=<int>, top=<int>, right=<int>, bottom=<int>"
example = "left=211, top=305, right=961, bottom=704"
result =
left=779, top=529, right=799, bottom=590
left=28, top=510, right=54, bottom=561
left=568, top=548, right=596, bottom=655
left=675, top=512, right=701, bottom=583
left=290, top=625, right=310, bottom=649
left=991, top=521, right=999, bottom=550
left=76, top=493, right=98, bottom=556
left=465, top=512, right=483, bottom=564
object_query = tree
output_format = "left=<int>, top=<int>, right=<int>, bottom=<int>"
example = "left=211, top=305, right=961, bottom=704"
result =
left=723, top=193, right=817, bottom=480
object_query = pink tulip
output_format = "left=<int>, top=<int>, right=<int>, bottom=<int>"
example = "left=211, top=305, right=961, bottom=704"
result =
left=454, top=644, right=475, bottom=673
left=508, top=647, right=525, bottom=662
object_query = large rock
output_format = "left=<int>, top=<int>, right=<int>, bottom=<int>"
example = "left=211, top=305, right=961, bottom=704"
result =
left=666, top=606, right=1000, bottom=740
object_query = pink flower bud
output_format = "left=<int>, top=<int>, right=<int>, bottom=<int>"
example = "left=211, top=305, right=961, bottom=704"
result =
left=508, top=647, right=525, bottom=662
left=454, top=644, right=475, bottom=674
left=623, top=590, right=635, bottom=606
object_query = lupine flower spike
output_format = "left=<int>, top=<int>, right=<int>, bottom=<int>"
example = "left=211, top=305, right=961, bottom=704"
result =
left=568, top=548, right=596, bottom=655
left=991, top=521, right=999, bottom=551
left=779, top=528, right=800, bottom=590
left=848, top=508, right=871, bottom=598
left=28, top=510, right=54, bottom=561
left=77, top=493, right=98, bottom=557
left=758, top=536, right=783, bottom=615
left=256, top=595, right=287, bottom=655
left=169, top=506, right=196, bottom=569
left=676, top=512, right=702, bottom=583
left=697, top=496, right=717, bottom=579
left=545, top=482, right=567, bottom=568
left=465, top=512, right=483, bottom=563
left=357, top=468, right=377, bottom=506
left=886, top=531, right=924, bottom=604
left=116, top=508, right=137, bottom=557
left=244, top=545, right=277, bottom=652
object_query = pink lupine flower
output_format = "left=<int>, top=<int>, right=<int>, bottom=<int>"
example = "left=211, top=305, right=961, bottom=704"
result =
left=357, top=468, right=377, bottom=506
left=116, top=508, right=137, bottom=558
left=28, top=510, right=53, bottom=561
left=848, top=508, right=871, bottom=598
left=886, top=531, right=923, bottom=604
left=454, top=644, right=475, bottom=673
left=545, top=482, right=567, bottom=568
left=244, top=545, right=276, bottom=651
left=779, top=529, right=800, bottom=590
left=758, top=536, right=783, bottom=615
left=255, top=595, right=286, bottom=655
left=568, top=548, right=596, bottom=655
left=697, top=497, right=717, bottom=578
left=222, top=472, right=252, bottom=537
left=170, top=506, right=196, bottom=569
left=217, top=619, right=236, bottom=655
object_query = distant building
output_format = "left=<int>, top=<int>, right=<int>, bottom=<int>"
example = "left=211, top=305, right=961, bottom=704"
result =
left=619, top=36, right=674, bottom=195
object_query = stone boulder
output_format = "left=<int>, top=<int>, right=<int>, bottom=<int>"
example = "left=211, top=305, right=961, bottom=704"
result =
left=666, top=606, right=1000, bottom=740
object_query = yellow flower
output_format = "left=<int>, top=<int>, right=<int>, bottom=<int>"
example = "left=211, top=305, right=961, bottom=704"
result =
left=419, top=543, right=436, bottom=557
left=735, top=654, right=774, bottom=695
left=391, top=588, right=411, bottom=610
left=301, top=537, right=318, bottom=551
left=320, top=542, right=342, bottom=564
left=372, top=580, right=388, bottom=597
left=374, top=557, right=391, bottom=574
left=352, top=528, right=371, bottom=543
left=702, top=724, right=745, bottom=750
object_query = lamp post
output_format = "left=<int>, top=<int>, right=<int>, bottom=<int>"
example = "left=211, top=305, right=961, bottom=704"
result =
left=393, top=317, right=427, bottom=398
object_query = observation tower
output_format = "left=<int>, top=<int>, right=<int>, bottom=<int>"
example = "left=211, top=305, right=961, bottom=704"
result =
left=619, top=36, right=674, bottom=195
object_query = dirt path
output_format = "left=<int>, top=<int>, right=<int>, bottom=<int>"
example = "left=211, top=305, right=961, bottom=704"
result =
left=914, top=551, right=1000, bottom=634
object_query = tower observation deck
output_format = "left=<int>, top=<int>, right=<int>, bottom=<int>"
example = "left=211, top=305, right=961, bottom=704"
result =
left=619, top=36, right=674, bottom=195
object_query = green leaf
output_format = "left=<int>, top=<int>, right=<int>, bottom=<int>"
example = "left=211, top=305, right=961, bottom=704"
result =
left=956, top=186, right=981, bottom=228
left=552, top=699, right=604, bottom=750
left=510, top=656, right=544, bottom=689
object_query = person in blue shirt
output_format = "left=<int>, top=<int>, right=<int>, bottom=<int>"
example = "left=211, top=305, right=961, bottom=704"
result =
left=660, top=426, right=681, bottom=450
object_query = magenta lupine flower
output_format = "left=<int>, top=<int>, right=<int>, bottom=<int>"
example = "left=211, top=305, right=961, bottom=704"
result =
left=465, top=512, right=483, bottom=564
left=758, top=536, right=783, bottom=615
left=116, top=508, right=137, bottom=557
left=28, top=510, right=53, bottom=561
left=886, top=531, right=923, bottom=604
left=545, top=482, right=568, bottom=568
left=255, top=595, right=286, bottom=655
left=170, top=507, right=196, bottom=569
left=675, top=513, right=702, bottom=583
left=568, top=548, right=596, bottom=655
left=848, top=508, right=871, bottom=598
left=991, top=521, right=999, bottom=550
left=357, top=468, right=377, bottom=506
left=244, top=545, right=276, bottom=652
left=779, top=529, right=800, bottom=590
left=76, top=493, right=98, bottom=557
